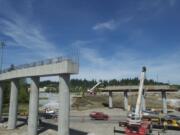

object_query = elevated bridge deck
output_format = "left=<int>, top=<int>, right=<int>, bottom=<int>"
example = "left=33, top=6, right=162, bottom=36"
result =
left=99, top=85, right=179, bottom=113
left=0, top=57, right=79, bottom=81
left=99, top=85, right=178, bottom=92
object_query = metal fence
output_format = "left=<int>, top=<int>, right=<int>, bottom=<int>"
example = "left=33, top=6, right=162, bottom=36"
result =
left=1, top=56, right=78, bottom=74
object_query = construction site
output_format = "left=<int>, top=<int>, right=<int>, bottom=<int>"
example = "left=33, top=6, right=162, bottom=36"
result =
left=0, top=61, right=179, bottom=135
left=0, top=1, right=180, bottom=135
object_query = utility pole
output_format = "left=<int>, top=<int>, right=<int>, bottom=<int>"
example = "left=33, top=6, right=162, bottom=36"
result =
left=0, top=41, right=5, bottom=73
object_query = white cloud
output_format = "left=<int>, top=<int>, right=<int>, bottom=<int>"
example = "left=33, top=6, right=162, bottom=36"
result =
left=80, top=47, right=106, bottom=65
left=72, top=40, right=180, bottom=84
left=138, top=0, right=177, bottom=11
left=72, top=40, right=106, bottom=65
left=93, top=20, right=117, bottom=31
left=0, top=1, right=60, bottom=59
left=93, top=17, right=133, bottom=31
left=168, top=0, right=177, bottom=7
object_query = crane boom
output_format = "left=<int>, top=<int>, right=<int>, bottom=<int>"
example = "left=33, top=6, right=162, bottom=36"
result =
left=135, top=67, right=146, bottom=118
left=87, top=82, right=101, bottom=93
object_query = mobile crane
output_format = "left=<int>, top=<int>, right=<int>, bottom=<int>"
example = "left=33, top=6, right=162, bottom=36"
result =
left=119, top=67, right=152, bottom=135
left=87, top=82, right=101, bottom=95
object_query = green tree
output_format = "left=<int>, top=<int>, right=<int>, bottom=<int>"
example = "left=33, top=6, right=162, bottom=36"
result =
left=3, top=81, right=11, bottom=104
left=18, top=79, right=29, bottom=103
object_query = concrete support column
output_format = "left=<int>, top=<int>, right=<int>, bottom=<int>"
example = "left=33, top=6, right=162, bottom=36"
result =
left=0, top=82, right=3, bottom=121
left=28, top=77, right=39, bottom=135
left=141, top=90, right=146, bottom=111
left=162, top=91, right=167, bottom=114
left=124, top=91, right=128, bottom=111
left=8, top=79, right=18, bottom=129
left=108, top=91, right=113, bottom=108
left=58, top=74, right=70, bottom=135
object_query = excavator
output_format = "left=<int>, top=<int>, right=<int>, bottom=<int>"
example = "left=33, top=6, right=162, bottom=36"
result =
left=119, top=67, right=152, bottom=135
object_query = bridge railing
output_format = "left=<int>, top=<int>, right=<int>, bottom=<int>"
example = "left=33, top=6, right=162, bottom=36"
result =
left=1, top=56, right=78, bottom=74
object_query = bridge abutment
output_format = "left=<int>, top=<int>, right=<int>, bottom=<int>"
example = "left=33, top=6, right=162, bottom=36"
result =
left=8, top=79, right=19, bottom=129
left=58, top=74, right=70, bottom=135
left=28, top=77, right=39, bottom=135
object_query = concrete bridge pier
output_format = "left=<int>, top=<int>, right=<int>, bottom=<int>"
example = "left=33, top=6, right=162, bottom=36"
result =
left=58, top=74, right=70, bottom=135
left=108, top=91, right=113, bottom=108
left=162, top=91, right=167, bottom=114
left=28, top=77, right=39, bottom=135
left=141, top=90, right=146, bottom=111
left=124, top=91, right=128, bottom=111
left=8, top=79, right=19, bottom=129
left=0, top=82, right=3, bottom=121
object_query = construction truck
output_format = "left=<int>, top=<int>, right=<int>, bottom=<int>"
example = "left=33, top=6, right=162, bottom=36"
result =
left=87, top=82, right=101, bottom=96
left=119, top=67, right=152, bottom=135
left=151, top=114, right=180, bottom=130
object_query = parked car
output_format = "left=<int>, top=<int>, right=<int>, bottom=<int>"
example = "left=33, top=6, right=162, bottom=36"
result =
left=89, top=112, right=109, bottom=120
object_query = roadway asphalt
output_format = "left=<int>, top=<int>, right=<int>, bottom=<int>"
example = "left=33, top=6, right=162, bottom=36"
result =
left=0, top=115, right=127, bottom=125
left=69, top=116, right=126, bottom=124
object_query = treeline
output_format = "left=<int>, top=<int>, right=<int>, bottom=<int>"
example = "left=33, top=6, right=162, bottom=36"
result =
left=3, top=79, right=29, bottom=104
left=39, top=78, right=169, bottom=93
left=69, top=78, right=167, bottom=92
left=2, top=77, right=176, bottom=104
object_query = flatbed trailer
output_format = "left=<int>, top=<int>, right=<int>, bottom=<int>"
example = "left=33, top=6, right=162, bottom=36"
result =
left=152, top=118, right=180, bottom=130
left=142, top=114, right=180, bottom=130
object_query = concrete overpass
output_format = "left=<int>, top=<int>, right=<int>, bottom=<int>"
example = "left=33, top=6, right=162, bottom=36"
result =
left=0, top=57, right=79, bottom=135
left=99, top=85, right=179, bottom=114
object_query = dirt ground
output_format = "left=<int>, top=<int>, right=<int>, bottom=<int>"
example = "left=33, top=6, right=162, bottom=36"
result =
left=72, top=93, right=180, bottom=110
left=0, top=108, right=180, bottom=135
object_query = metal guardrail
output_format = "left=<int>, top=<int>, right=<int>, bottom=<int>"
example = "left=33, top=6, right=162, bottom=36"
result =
left=0, top=56, right=78, bottom=74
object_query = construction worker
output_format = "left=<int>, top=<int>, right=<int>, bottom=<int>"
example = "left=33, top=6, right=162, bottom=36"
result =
left=163, top=120, right=168, bottom=133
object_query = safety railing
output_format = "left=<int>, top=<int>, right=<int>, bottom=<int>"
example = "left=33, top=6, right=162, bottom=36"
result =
left=0, top=56, right=78, bottom=74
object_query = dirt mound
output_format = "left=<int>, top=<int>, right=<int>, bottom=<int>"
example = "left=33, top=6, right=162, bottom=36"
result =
left=71, top=93, right=175, bottom=110
left=72, top=95, right=108, bottom=110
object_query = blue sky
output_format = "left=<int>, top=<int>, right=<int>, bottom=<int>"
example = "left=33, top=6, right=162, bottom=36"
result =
left=0, top=0, right=180, bottom=84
